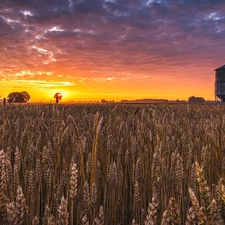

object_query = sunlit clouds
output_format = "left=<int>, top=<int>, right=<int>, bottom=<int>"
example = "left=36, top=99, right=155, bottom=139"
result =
left=1, top=0, right=225, bottom=102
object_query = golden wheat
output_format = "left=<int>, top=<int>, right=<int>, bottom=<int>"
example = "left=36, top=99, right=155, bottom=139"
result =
left=0, top=103, right=225, bottom=224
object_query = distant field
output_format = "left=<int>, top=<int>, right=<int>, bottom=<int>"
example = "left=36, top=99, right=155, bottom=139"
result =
left=0, top=103, right=225, bottom=224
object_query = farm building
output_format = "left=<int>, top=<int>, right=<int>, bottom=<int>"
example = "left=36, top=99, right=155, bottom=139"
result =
left=215, top=64, right=225, bottom=102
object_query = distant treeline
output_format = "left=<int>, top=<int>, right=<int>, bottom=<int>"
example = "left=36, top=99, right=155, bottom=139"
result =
left=120, top=99, right=186, bottom=104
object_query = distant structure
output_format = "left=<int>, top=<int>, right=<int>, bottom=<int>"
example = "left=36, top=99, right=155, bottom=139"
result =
left=215, top=64, right=225, bottom=101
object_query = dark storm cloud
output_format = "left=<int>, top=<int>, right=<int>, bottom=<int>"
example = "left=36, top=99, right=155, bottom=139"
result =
left=1, top=0, right=225, bottom=82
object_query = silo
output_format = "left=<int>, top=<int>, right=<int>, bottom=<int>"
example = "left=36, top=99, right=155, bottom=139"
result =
left=215, top=64, right=225, bottom=102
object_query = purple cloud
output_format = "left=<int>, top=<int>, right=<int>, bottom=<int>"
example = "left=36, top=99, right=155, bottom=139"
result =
left=0, top=0, right=225, bottom=95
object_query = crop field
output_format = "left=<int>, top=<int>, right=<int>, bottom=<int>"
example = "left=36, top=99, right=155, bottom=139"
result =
left=0, top=103, right=225, bottom=224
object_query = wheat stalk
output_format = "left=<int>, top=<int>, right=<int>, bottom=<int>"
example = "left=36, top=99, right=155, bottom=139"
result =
left=57, top=196, right=68, bottom=225
left=188, top=187, right=206, bottom=224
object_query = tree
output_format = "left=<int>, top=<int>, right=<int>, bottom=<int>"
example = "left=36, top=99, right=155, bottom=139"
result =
left=8, top=91, right=30, bottom=103
left=54, top=92, right=62, bottom=103
left=188, top=96, right=205, bottom=104
left=101, top=99, right=107, bottom=103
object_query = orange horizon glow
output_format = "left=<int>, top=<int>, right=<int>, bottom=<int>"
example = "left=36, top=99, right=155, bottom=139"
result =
left=1, top=69, right=216, bottom=103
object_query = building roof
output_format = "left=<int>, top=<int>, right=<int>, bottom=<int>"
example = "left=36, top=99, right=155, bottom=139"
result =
left=215, top=64, right=225, bottom=71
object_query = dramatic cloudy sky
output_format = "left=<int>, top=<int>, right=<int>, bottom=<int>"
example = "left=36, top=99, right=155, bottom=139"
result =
left=1, top=0, right=225, bottom=102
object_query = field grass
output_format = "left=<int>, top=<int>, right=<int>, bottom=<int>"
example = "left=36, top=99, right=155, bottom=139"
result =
left=0, top=103, right=225, bottom=224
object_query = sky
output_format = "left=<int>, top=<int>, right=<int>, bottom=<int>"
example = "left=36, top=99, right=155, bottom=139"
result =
left=1, top=0, right=225, bottom=102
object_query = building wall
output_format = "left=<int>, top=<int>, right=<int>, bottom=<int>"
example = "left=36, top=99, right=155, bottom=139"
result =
left=215, top=69, right=225, bottom=101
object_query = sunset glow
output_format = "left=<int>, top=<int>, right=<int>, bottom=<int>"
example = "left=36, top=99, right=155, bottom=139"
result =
left=0, top=0, right=224, bottom=102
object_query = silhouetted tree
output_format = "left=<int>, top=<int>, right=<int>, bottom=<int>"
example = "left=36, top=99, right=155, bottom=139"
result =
left=188, top=96, right=205, bottom=104
left=101, top=99, right=107, bottom=103
left=54, top=92, right=62, bottom=103
left=8, top=91, right=30, bottom=103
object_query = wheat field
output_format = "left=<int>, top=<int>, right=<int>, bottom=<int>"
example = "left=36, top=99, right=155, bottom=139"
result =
left=0, top=103, right=225, bottom=225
